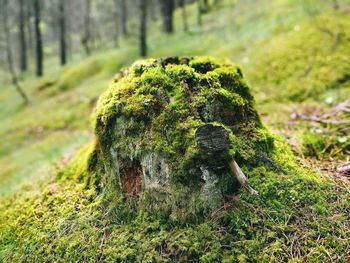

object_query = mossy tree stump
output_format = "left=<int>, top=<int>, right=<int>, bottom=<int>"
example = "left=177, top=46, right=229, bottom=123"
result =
left=90, top=56, right=273, bottom=214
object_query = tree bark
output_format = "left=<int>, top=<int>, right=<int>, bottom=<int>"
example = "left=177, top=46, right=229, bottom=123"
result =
left=58, top=0, right=66, bottom=65
left=2, top=0, right=29, bottom=103
left=18, top=0, right=27, bottom=72
left=139, top=0, right=148, bottom=57
left=33, top=0, right=43, bottom=76
left=160, top=0, right=174, bottom=33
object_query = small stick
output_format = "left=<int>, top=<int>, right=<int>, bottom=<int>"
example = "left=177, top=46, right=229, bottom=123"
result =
left=337, top=165, right=350, bottom=175
left=228, top=159, right=258, bottom=195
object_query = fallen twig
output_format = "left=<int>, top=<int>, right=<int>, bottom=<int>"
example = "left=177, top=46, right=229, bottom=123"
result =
left=337, top=165, right=350, bottom=175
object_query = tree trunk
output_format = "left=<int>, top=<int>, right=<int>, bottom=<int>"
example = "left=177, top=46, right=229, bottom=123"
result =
left=58, top=0, right=66, bottom=65
left=117, top=0, right=127, bottom=36
left=150, top=0, right=157, bottom=21
left=179, top=0, right=188, bottom=31
left=82, top=0, right=92, bottom=56
left=160, top=0, right=174, bottom=33
left=18, top=0, right=27, bottom=72
left=197, top=0, right=202, bottom=26
left=26, top=1, right=33, bottom=51
left=33, top=0, right=43, bottom=76
left=2, top=0, right=29, bottom=103
left=203, top=0, right=209, bottom=12
left=139, top=0, right=147, bottom=57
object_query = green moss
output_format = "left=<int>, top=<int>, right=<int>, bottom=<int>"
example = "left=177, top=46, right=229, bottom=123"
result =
left=250, top=12, right=350, bottom=102
left=57, top=58, right=102, bottom=92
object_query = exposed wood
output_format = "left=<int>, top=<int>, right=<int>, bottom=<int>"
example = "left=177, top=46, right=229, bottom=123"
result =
left=195, top=124, right=230, bottom=152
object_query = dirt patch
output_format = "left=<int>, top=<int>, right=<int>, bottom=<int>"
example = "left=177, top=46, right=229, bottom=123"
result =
left=121, top=163, right=143, bottom=197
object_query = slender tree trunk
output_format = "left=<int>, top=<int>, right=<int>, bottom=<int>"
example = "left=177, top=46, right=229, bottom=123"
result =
left=179, top=0, right=188, bottom=31
left=2, top=0, right=29, bottom=103
left=150, top=0, right=157, bottom=21
left=26, top=2, right=33, bottom=51
left=58, top=0, right=66, bottom=65
left=140, top=0, right=147, bottom=57
left=18, top=0, right=27, bottom=72
left=118, top=0, right=127, bottom=36
left=33, top=0, right=43, bottom=76
left=113, top=0, right=120, bottom=47
left=203, top=0, right=209, bottom=12
left=160, top=0, right=174, bottom=33
left=82, top=0, right=91, bottom=56
left=197, top=0, right=202, bottom=26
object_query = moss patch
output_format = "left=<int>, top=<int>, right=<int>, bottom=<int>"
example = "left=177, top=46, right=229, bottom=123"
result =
left=250, top=12, right=350, bottom=102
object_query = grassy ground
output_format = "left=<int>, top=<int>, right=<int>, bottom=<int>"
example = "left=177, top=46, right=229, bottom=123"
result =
left=0, top=0, right=349, bottom=261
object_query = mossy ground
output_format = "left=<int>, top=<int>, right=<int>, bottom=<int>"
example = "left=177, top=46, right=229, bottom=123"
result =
left=1, top=0, right=350, bottom=261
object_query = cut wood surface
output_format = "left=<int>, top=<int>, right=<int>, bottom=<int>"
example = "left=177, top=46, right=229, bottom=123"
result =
left=195, top=124, right=230, bottom=152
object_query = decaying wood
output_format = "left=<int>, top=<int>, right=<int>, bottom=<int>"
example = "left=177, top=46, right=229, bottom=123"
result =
left=195, top=124, right=258, bottom=196
left=195, top=124, right=230, bottom=152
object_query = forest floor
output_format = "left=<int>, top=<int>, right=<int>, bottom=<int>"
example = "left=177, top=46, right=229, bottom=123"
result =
left=0, top=0, right=349, bottom=261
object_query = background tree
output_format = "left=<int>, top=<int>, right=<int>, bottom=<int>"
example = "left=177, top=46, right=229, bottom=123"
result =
left=117, top=0, right=128, bottom=37
left=140, top=0, right=148, bottom=57
left=179, top=0, right=189, bottom=31
left=58, top=0, right=66, bottom=65
left=18, top=0, right=27, bottom=72
left=33, top=0, right=43, bottom=76
left=1, top=0, right=29, bottom=102
left=82, top=0, right=92, bottom=56
left=160, top=0, right=174, bottom=33
left=197, top=0, right=202, bottom=26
